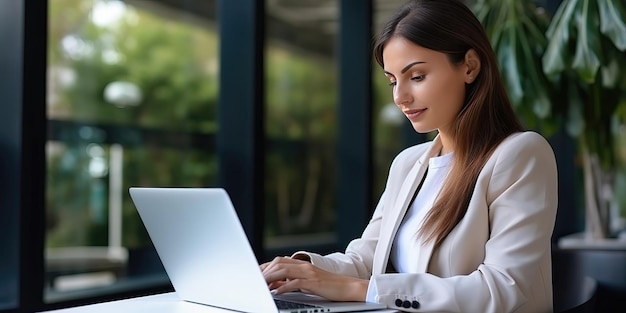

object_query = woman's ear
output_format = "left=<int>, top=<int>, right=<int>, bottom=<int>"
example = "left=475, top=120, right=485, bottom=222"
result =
left=464, top=49, right=481, bottom=84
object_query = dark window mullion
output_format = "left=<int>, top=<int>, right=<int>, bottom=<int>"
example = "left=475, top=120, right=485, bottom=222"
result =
left=337, top=0, right=373, bottom=247
left=20, top=0, right=48, bottom=311
left=217, top=0, right=265, bottom=260
left=0, top=0, right=26, bottom=311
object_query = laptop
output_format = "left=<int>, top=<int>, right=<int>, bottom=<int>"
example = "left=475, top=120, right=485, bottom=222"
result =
left=128, top=187, right=388, bottom=313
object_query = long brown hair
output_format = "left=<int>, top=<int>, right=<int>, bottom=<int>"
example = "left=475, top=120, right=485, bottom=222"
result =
left=374, top=0, right=524, bottom=248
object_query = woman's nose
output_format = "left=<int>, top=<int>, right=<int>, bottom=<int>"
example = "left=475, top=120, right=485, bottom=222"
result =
left=393, top=84, right=412, bottom=106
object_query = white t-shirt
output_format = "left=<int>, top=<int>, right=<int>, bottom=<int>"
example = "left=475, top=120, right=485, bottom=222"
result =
left=389, top=152, right=454, bottom=273
left=366, top=152, right=454, bottom=302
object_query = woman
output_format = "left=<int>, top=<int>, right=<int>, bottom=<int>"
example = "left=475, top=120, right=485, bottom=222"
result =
left=262, top=0, right=558, bottom=312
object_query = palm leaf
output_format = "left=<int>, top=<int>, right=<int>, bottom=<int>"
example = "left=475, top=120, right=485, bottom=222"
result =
left=475, top=0, right=551, bottom=119
left=598, top=0, right=626, bottom=50
left=542, top=0, right=578, bottom=78
left=571, top=0, right=602, bottom=83
left=601, top=49, right=621, bottom=88
left=499, top=30, right=524, bottom=105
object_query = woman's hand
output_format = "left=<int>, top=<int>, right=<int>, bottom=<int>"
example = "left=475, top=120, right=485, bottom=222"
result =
left=260, top=256, right=369, bottom=302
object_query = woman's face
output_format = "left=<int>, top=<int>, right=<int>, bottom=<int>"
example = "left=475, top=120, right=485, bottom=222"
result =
left=382, top=36, right=468, bottom=136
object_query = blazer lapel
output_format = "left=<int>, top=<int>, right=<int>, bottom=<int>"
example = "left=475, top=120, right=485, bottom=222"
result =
left=415, top=220, right=436, bottom=273
left=372, top=135, right=442, bottom=274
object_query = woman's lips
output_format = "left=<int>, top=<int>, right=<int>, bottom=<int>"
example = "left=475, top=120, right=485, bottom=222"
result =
left=404, top=108, right=427, bottom=120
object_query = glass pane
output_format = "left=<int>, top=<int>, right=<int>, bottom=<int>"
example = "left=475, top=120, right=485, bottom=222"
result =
left=264, top=0, right=339, bottom=250
left=0, top=0, right=21, bottom=309
left=46, top=0, right=218, bottom=302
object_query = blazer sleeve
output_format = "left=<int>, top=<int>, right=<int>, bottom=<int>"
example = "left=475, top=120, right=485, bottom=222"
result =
left=290, top=143, right=424, bottom=279
left=291, top=193, right=384, bottom=279
left=367, top=132, right=558, bottom=312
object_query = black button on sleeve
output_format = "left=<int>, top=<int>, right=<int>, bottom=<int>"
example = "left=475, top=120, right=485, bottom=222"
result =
left=411, top=300, right=420, bottom=309
left=395, top=299, right=403, bottom=307
left=402, top=300, right=411, bottom=308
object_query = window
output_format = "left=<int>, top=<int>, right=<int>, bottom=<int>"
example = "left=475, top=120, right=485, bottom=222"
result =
left=46, top=0, right=218, bottom=303
left=0, top=0, right=22, bottom=310
left=264, top=0, right=339, bottom=254
left=3, top=0, right=387, bottom=311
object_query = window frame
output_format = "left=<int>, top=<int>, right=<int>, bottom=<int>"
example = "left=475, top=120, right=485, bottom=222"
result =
left=0, top=0, right=27, bottom=309
left=3, top=0, right=377, bottom=311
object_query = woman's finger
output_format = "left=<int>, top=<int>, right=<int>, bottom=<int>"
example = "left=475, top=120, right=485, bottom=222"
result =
left=268, top=280, right=286, bottom=290
left=274, top=278, right=306, bottom=295
left=263, top=263, right=302, bottom=284
left=261, top=256, right=302, bottom=271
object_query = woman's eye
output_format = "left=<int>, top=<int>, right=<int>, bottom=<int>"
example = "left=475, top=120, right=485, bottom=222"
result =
left=387, top=74, right=423, bottom=87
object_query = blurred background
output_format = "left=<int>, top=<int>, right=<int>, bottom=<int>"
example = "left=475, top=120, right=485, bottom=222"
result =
left=1, top=0, right=625, bottom=312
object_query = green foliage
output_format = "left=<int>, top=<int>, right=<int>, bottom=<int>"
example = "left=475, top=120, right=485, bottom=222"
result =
left=541, top=0, right=626, bottom=169
left=473, top=0, right=557, bottom=133
left=263, top=47, right=338, bottom=236
left=477, top=0, right=626, bottom=170
left=474, top=0, right=555, bottom=132
left=47, top=1, right=219, bottom=248
left=265, top=48, right=337, bottom=140
left=57, top=8, right=218, bottom=132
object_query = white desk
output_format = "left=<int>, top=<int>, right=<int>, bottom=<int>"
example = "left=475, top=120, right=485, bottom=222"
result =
left=41, top=292, right=399, bottom=313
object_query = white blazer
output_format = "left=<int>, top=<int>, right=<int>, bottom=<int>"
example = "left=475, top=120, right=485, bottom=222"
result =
left=294, top=131, right=558, bottom=313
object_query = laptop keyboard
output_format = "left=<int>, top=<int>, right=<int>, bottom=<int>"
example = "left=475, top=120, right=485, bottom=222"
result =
left=274, top=298, right=322, bottom=310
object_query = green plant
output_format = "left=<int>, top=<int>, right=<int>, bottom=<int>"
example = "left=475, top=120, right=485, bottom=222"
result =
left=542, top=0, right=626, bottom=238
left=543, top=0, right=626, bottom=170
left=474, top=0, right=555, bottom=131
left=476, top=0, right=626, bottom=239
